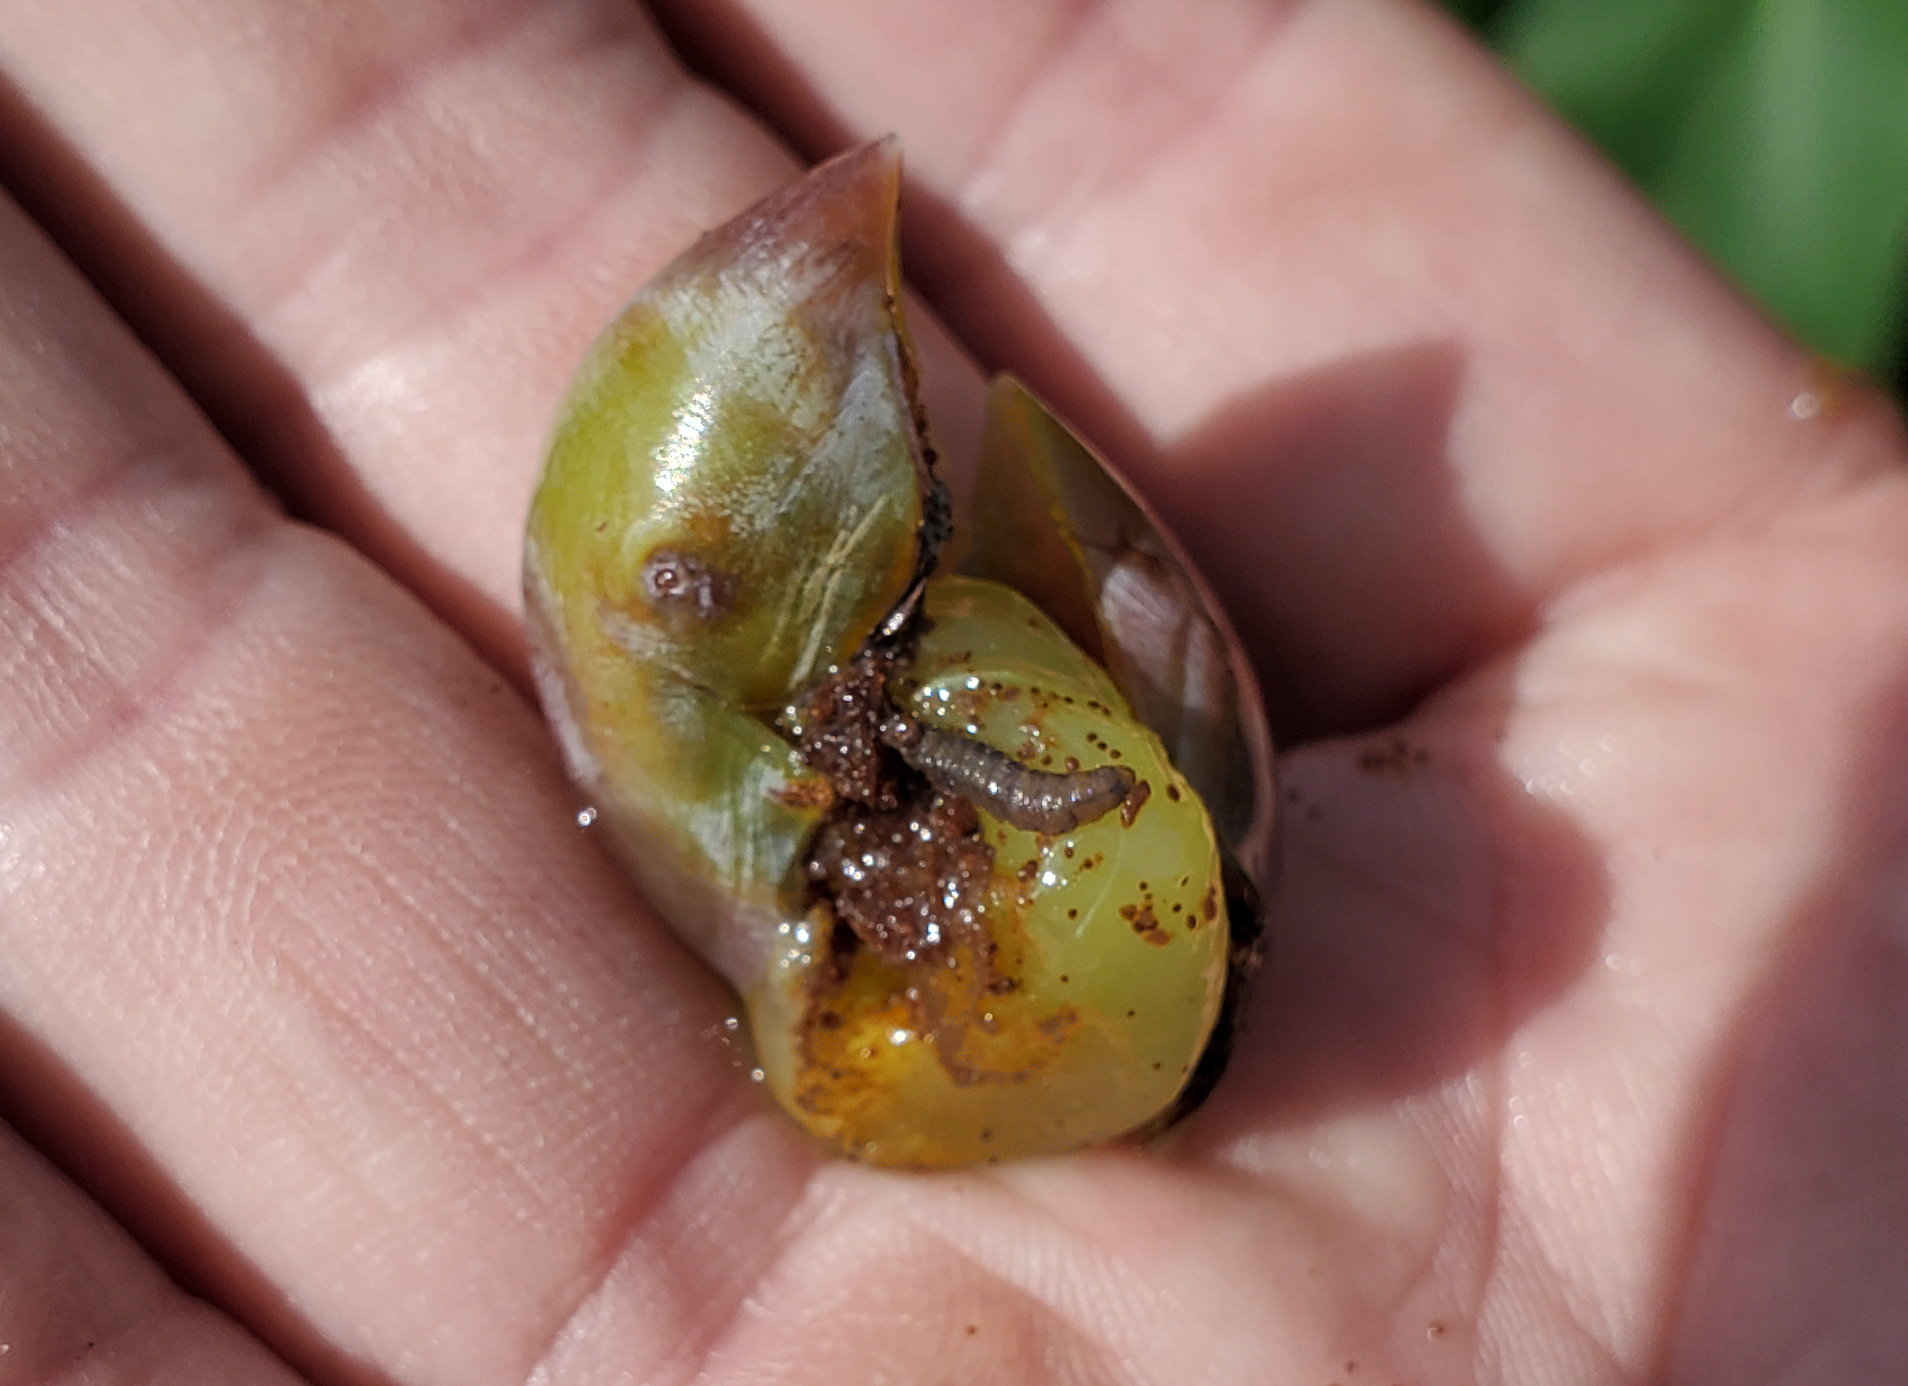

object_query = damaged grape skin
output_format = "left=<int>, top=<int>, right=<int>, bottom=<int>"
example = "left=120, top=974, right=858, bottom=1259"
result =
left=749, top=576, right=1227, bottom=1168
left=524, top=138, right=1255, bottom=1169
left=522, top=138, right=929, bottom=993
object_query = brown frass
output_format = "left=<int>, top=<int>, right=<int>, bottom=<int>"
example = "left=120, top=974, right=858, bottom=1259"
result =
left=804, top=794, right=993, bottom=965
left=784, top=644, right=1146, bottom=974
left=785, top=650, right=995, bottom=968
left=783, top=649, right=904, bottom=809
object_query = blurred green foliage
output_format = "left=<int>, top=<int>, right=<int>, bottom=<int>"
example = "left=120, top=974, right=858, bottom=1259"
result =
left=1446, top=0, right=1908, bottom=393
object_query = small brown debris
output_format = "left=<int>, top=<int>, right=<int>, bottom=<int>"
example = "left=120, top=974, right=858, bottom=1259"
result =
left=770, top=777, right=837, bottom=810
left=787, top=650, right=905, bottom=807
left=1124, top=904, right=1170, bottom=946
left=1356, top=734, right=1431, bottom=778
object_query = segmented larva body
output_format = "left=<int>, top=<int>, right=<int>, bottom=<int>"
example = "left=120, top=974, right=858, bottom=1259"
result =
left=879, top=714, right=1136, bottom=834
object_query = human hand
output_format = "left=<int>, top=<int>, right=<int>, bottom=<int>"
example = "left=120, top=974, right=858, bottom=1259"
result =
left=2, top=2, right=1904, bottom=1383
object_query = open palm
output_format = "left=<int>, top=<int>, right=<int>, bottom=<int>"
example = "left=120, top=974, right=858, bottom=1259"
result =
left=3, top=2, right=1904, bottom=1382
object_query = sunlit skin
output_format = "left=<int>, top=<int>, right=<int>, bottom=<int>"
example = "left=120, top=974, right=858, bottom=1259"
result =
left=2, top=2, right=1907, bottom=1384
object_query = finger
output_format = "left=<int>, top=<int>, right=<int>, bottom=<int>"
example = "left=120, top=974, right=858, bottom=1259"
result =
left=0, top=187, right=801, bottom=1386
left=650, top=0, right=1906, bottom=733
left=1239, top=480, right=1908, bottom=1370
left=0, top=1120, right=313, bottom=1385
left=0, top=0, right=983, bottom=670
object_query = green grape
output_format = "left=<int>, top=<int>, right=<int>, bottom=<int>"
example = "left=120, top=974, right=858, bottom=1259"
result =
left=523, top=139, right=1270, bottom=1166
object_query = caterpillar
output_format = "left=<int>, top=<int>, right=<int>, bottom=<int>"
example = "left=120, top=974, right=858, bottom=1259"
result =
left=879, top=713, right=1137, bottom=835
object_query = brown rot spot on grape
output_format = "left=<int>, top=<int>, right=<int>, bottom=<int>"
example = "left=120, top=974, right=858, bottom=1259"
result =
left=1120, top=779, right=1151, bottom=827
left=641, top=548, right=734, bottom=626
left=1035, top=1006, right=1079, bottom=1042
